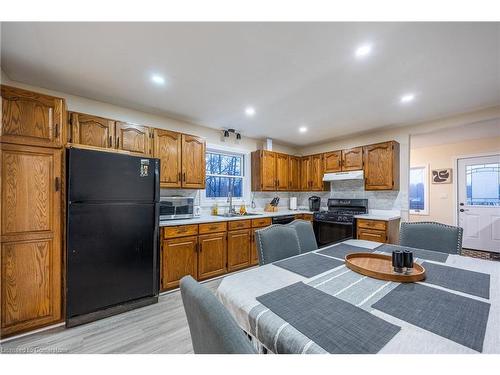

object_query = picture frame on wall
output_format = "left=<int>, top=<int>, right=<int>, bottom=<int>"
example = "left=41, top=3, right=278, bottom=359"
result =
left=431, top=168, right=452, bottom=184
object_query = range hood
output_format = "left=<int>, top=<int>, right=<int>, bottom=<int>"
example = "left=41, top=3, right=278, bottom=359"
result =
left=323, top=170, right=364, bottom=181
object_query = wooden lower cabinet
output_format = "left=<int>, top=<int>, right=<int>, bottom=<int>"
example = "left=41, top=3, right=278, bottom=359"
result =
left=227, top=229, right=251, bottom=272
left=161, top=235, right=198, bottom=290
left=197, top=232, right=227, bottom=280
left=1, top=143, right=63, bottom=338
left=356, top=219, right=400, bottom=244
left=250, top=228, right=260, bottom=266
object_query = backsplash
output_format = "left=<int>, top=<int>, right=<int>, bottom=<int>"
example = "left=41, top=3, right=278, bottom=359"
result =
left=161, top=179, right=406, bottom=213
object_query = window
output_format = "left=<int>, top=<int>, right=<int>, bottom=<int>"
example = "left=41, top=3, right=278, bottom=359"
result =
left=205, top=150, right=244, bottom=199
left=466, top=163, right=500, bottom=206
left=409, top=166, right=429, bottom=214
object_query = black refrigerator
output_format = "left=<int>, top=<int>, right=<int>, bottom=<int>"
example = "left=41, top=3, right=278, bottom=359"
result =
left=66, top=148, right=160, bottom=327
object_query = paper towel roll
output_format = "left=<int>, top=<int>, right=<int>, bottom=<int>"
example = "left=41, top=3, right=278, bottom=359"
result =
left=289, top=197, right=297, bottom=210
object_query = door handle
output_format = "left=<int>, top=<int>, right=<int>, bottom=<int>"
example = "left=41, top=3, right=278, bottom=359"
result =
left=460, top=209, right=469, bottom=212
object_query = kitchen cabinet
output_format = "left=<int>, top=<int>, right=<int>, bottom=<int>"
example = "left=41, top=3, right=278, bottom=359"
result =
left=341, top=147, right=363, bottom=171
left=356, top=218, right=400, bottom=244
left=363, top=141, right=400, bottom=191
left=115, top=122, right=152, bottom=156
left=197, top=232, right=227, bottom=280
left=1, top=143, right=62, bottom=337
left=227, top=229, right=251, bottom=272
left=69, top=112, right=115, bottom=149
left=276, top=153, right=289, bottom=191
left=250, top=228, right=260, bottom=266
left=300, top=154, right=326, bottom=191
left=251, top=150, right=276, bottom=191
left=153, top=129, right=182, bottom=188
left=162, top=235, right=198, bottom=290
left=1, top=85, right=64, bottom=148
left=288, top=155, right=301, bottom=191
left=181, top=134, right=206, bottom=189
left=324, top=151, right=342, bottom=173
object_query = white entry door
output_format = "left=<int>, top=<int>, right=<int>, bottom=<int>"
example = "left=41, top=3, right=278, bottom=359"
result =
left=457, top=154, right=500, bottom=252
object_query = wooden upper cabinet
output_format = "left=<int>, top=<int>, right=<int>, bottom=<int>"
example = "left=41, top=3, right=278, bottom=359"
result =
left=363, top=141, right=400, bottom=190
left=324, top=151, right=342, bottom=173
left=69, top=112, right=115, bottom=149
left=115, top=122, right=152, bottom=155
left=341, top=147, right=363, bottom=171
left=153, top=129, right=182, bottom=188
left=197, top=232, right=227, bottom=280
left=251, top=150, right=276, bottom=191
left=162, top=235, right=198, bottom=290
left=1, top=85, right=64, bottom=148
left=275, top=153, right=289, bottom=191
left=309, top=154, right=325, bottom=190
left=300, top=156, right=311, bottom=191
left=1, top=144, right=62, bottom=337
left=288, top=156, right=301, bottom=191
left=181, top=134, right=206, bottom=189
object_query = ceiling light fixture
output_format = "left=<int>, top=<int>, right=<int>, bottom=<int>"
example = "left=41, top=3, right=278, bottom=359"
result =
left=151, top=74, right=165, bottom=85
left=400, top=93, right=415, bottom=103
left=355, top=44, right=372, bottom=58
left=245, top=107, right=256, bottom=117
left=299, top=126, right=308, bottom=133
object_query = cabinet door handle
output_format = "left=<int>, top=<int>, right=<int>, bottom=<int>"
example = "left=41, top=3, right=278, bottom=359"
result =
left=116, top=136, right=120, bottom=148
left=183, top=172, right=186, bottom=182
left=178, top=172, right=182, bottom=182
left=55, top=177, right=60, bottom=192
left=109, top=136, right=112, bottom=147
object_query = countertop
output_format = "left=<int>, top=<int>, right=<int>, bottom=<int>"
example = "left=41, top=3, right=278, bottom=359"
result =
left=353, top=209, right=401, bottom=221
left=159, top=209, right=316, bottom=227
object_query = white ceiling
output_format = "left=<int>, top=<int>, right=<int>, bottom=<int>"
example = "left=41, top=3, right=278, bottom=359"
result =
left=2, top=22, right=499, bottom=146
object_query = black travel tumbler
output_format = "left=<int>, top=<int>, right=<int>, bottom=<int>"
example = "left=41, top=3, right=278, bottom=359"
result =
left=392, top=250, right=404, bottom=273
left=403, top=250, right=414, bottom=269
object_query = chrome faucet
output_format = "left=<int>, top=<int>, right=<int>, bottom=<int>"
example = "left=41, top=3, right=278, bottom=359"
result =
left=227, top=178, right=236, bottom=215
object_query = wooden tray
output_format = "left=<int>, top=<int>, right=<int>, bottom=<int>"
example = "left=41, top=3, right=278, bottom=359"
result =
left=345, top=253, right=426, bottom=283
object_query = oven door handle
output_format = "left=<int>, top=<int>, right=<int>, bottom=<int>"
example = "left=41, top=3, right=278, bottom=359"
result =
left=314, top=220, right=353, bottom=225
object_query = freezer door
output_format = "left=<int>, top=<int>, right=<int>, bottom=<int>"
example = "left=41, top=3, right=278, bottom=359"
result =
left=67, top=202, right=158, bottom=318
left=67, top=147, right=159, bottom=202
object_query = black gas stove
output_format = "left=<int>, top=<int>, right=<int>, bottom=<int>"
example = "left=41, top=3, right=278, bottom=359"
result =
left=313, top=199, right=368, bottom=247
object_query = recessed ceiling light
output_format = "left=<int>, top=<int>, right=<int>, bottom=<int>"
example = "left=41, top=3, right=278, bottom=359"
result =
left=400, top=93, right=415, bottom=103
left=299, top=126, right=308, bottom=133
left=245, top=107, right=256, bottom=117
left=151, top=74, right=165, bottom=85
left=355, top=44, right=372, bottom=58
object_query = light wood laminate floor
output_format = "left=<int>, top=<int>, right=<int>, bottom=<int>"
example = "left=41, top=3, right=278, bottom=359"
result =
left=0, top=279, right=222, bottom=354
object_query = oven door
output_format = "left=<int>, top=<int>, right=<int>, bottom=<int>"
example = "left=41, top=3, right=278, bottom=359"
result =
left=313, top=220, right=354, bottom=247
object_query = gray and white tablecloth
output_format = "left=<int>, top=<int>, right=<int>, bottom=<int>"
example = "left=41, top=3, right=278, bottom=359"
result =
left=216, top=239, right=500, bottom=354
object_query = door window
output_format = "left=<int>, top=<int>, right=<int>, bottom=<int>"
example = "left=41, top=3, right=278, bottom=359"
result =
left=466, top=163, right=499, bottom=206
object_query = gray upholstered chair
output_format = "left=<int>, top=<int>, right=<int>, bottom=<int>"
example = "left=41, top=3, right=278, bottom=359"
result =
left=285, top=220, right=318, bottom=253
left=399, top=221, right=463, bottom=254
left=180, top=276, right=256, bottom=354
left=255, top=225, right=301, bottom=265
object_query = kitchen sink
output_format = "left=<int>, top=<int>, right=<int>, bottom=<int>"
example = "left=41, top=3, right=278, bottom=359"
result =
left=216, top=212, right=262, bottom=217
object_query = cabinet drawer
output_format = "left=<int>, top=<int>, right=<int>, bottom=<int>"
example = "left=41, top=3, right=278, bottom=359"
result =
left=164, top=224, right=199, bottom=238
left=357, top=228, right=387, bottom=243
left=251, top=217, right=272, bottom=228
left=228, top=220, right=251, bottom=230
left=357, top=219, right=387, bottom=231
left=199, top=222, right=227, bottom=234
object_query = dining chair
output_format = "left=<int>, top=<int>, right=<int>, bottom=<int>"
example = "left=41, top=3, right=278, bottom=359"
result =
left=399, top=221, right=463, bottom=254
left=255, top=225, right=301, bottom=265
left=180, top=276, right=256, bottom=354
left=285, top=220, right=318, bottom=253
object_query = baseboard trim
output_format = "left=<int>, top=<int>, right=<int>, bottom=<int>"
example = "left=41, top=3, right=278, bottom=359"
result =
left=0, top=322, right=65, bottom=344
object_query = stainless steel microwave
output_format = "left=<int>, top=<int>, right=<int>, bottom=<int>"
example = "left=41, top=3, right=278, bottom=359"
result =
left=159, top=197, right=194, bottom=220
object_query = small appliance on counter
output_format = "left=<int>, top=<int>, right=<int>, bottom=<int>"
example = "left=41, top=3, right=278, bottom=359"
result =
left=289, top=197, right=298, bottom=210
left=159, top=196, right=194, bottom=220
left=308, top=196, right=321, bottom=212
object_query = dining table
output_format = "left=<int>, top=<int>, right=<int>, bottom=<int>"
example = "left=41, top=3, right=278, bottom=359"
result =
left=216, top=239, right=500, bottom=354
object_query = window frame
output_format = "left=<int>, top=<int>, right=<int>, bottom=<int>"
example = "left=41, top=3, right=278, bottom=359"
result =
left=201, top=144, right=251, bottom=207
left=409, top=164, right=429, bottom=215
